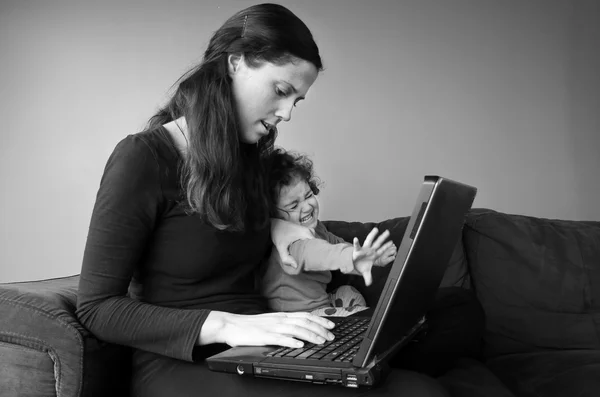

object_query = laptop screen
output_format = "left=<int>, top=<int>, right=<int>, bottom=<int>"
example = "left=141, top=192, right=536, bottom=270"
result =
left=353, top=176, right=477, bottom=368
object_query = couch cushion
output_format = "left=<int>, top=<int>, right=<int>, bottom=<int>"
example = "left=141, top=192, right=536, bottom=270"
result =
left=486, top=350, right=600, bottom=397
left=464, top=209, right=600, bottom=357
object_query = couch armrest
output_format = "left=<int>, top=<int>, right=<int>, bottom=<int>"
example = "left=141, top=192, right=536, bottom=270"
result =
left=0, top=276, right=86, bottom=397
left=0, top=275, right=130, bottom=397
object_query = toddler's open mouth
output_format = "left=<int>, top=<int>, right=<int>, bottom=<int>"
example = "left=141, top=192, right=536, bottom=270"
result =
left=300, top=211, right=314, bottom=224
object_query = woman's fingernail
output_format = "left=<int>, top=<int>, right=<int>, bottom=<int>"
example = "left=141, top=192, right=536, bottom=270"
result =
left=317, top=337, right=326, bottom=344
left=327, top=332, right=335, bottom=340
left=328, top=321, right=335, bottom=328
left=295, top=341, right=304, bottom=347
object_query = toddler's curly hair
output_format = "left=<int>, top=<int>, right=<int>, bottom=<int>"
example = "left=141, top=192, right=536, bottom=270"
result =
left=266, top=147, right=322, bottom=215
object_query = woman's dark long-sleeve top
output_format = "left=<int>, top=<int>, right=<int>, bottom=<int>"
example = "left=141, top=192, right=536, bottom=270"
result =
left=76, top=127, right=271, bottom=362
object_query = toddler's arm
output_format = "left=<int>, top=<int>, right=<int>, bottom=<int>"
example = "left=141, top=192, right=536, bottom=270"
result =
left=285, top=239, right=354, bottom=274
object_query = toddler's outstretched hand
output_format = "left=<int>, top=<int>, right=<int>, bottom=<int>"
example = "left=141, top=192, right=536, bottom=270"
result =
left=351, top=227, right=393, bottom=286
left=374, top=242, right=397, bottom=267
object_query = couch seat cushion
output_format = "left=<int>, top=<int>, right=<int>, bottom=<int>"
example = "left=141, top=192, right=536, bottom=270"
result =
left=486, top=350, right=600, bottom=397
left=438, top=358, right=516, bottom=397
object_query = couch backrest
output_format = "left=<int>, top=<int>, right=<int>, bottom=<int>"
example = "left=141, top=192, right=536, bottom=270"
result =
left=464, top=209, right=600, bottom=358
left=324, top=216, right=470, bottom=305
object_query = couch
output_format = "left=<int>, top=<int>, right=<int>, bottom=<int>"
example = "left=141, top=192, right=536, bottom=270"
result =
left=1, top=208, right=599, bottom=396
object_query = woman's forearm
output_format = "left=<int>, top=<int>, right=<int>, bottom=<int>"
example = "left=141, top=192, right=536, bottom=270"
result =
left=198, top=311, right=229, bottom=345
left=77, top=293, right=208, bottom=362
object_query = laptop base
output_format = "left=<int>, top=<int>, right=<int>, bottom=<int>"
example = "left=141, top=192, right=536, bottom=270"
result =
left=207, top=316, right=427, bottom=388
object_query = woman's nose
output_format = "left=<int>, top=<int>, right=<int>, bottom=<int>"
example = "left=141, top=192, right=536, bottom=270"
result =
left=275, top=100, right=294, bottom=122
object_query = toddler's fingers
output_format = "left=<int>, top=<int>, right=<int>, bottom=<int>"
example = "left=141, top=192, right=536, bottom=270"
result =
left=372, top=229, right=391, bottom=249
left=376, top=240, right=394, bottom=256
left=363, top=227, right=379, bottom=247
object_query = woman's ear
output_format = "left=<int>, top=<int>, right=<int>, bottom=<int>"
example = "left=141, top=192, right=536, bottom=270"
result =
left=227, top=53, right=244, bottom=76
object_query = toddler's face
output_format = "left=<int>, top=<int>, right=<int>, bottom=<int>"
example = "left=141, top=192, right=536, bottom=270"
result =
left=276, top=177, right=319, bottom=230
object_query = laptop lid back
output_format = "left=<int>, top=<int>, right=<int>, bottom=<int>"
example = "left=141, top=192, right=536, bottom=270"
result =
left=352, top=175, right=477, bottom=367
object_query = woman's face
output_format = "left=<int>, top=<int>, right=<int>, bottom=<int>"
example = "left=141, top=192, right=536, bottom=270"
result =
left=229, top=55, right=319, bottom=144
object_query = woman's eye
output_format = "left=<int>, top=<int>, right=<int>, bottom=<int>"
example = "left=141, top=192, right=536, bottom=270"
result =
left=275, top=87, right=287, bottom=97
left=289, top=204, right=298, bottom=210
left=306, top=192, right=313, bottom=199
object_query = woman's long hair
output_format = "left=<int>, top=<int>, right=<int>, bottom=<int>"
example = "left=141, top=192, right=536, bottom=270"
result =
left=147, top=4, right=323, bottom=232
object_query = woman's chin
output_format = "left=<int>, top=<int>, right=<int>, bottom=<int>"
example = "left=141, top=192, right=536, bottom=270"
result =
left=239, top=137, right=259, bottom=145
left=239, top=129, right=264, bottom=145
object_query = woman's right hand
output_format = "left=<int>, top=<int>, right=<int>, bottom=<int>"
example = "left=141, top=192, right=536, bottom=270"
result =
left=270, top=218, right=315, bottom=270
left=200, top=311, right=335, bottom=348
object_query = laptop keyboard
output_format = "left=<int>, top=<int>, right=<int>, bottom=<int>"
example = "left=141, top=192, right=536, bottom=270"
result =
left=267, top=318, right=370, bottom=363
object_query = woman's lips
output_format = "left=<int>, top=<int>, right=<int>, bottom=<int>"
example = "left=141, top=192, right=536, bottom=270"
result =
left=261, top=120, right=277, bottom=135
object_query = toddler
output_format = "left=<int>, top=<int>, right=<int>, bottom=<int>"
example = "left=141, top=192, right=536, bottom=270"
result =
left=261, top=148, right=397, bottom=317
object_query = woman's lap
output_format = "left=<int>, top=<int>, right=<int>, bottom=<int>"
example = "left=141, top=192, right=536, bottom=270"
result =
left=132, top=350, right=449, bottom=397
left=131, top=286, right=482, bottom=397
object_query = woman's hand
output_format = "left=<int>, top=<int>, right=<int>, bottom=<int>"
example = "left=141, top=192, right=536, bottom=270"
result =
left=271, top=218, right=315, bottom=269
left=200, top=311, right=335, bottom=348
left=350, top=227, right=394, bottom=286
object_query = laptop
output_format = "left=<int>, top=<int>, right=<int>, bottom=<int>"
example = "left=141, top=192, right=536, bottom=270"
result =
left=207, top=175, right=477, bottom=388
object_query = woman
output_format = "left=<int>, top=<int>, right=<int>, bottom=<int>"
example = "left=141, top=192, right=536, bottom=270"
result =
left=77, top=4, right=474, bottom=396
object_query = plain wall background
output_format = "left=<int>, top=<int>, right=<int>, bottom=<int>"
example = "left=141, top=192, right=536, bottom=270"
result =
left=1, top=0, right=599, bottom=282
